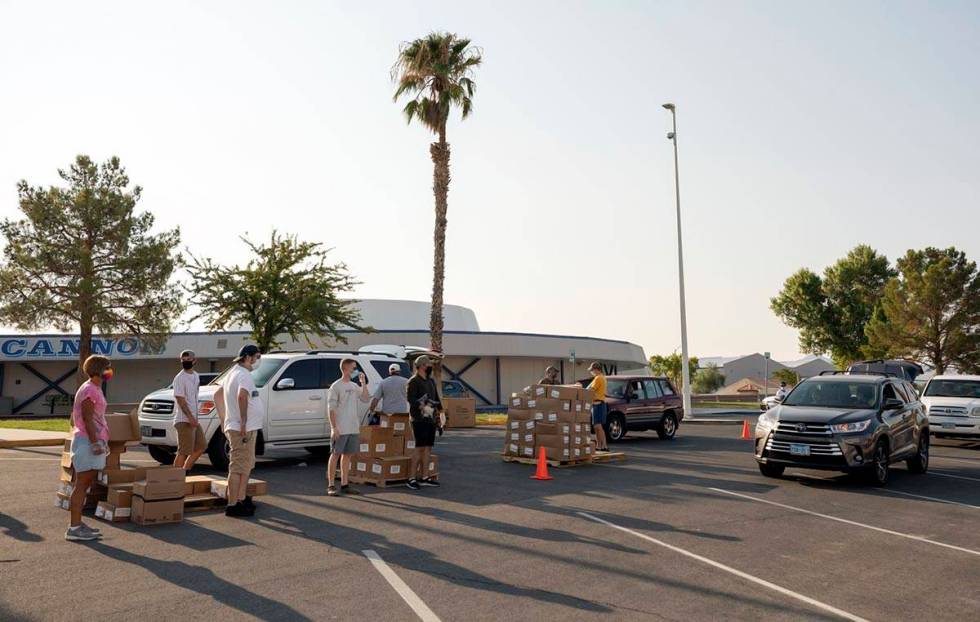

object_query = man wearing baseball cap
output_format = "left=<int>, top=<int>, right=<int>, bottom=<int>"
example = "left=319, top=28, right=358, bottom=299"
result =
left=369, top=362, right=409, bottom=423
left=405, top=355, right=442, bottom=490
left=213, top=344, right=264, bottom=517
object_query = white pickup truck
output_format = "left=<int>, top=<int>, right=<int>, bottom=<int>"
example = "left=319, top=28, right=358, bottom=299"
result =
left=138, top=346, right=436, bottom=468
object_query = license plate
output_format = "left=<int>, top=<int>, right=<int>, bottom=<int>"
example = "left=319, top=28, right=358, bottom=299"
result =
left=140, top=425, right=152, bottom=437
left=942, top=422, right=956, bottom=430
left=790, top=444, right=811, bottom=456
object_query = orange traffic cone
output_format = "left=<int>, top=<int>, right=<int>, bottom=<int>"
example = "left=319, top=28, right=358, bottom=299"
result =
left=530, top=447, right=553, bottom=480
left=740, top=419, right=752, bottom=440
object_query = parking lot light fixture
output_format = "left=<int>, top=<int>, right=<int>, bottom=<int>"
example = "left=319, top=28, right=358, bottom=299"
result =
left=663, top=102, right=693, bottom=420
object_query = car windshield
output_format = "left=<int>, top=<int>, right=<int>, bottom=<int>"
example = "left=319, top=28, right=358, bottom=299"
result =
left=212, top=358, right=286, bottom=389
left=782, top=380, right=879, bottom=409
left=606, top=380, right=627, bottom=399
left=924, top=379, right=980, bottom=398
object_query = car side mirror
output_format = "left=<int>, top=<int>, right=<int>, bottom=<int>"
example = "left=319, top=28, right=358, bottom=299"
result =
left=883, top=398, right=903, bottom=410
left=276, top=377, right=295, bottom=390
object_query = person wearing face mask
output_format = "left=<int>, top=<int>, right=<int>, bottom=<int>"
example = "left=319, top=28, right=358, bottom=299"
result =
left=213, top=344, right=265, bottom=518
left=405, top=356, right=442, bottom=491
left=172, top=350, right=205, bottom=471
left=65, top=355, right=112, bottom=542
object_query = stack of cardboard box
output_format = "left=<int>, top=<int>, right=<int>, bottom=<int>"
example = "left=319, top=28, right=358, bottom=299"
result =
left=502, top=384, right=597, bottom=464
left=131, top=466, right=186, bottom=525
left=56, top=412, right=139, bottom=513
left=351, top=413, right=439, bottom=485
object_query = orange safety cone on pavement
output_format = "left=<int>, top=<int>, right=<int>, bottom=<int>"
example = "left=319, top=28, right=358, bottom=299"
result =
left=740, top=419, right=752, bottom=440
left=530, top=447, right=553, bottom=480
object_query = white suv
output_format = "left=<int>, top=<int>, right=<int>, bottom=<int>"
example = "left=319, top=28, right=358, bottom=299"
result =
left=920, top=374, right=980, bottom=438
left=138, top=347, right=431, bottom=468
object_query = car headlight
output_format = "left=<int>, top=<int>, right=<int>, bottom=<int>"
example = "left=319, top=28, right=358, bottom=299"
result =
left=757, top=411, right=777, bottom=429
left=830, top=420, right=872, bottom=433
left=972, top=407, right=980, bottom=417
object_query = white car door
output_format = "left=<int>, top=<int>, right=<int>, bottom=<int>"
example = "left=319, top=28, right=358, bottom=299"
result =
left=268, top=359, right=326, bottom=440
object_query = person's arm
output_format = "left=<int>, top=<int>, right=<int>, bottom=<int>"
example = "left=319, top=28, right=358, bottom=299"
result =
left=327, top=387, right=339, bottom=437
left=238, top=387, right=249, bottom=432
left=358, top=374, right=372, bottom=403
left=407, top=378, right=422, bottom=418
left=213, top=386, right=225, bottom=425
left=80, top=398, right=104, bottom=454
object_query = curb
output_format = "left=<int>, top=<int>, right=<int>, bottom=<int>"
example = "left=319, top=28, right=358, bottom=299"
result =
left=684, top=418, right=755, bottom=425
left=0, top=438, right=67, bottom=448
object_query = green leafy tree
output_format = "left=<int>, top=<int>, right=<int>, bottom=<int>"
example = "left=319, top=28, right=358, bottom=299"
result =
left=186, top=231, right=368, bottom=353
left=865, top=247, right=980, bottom=374
left=392, top=32, right=482, bottom=353
left=772, top=368, right=800, bottom=386
left=771, top=245, right=894, bottom=368
left=649, top=352, right=699, bottom=392
left=0, top=155, right=182, bottom=382
left=691, top=363, right=726, bottom=394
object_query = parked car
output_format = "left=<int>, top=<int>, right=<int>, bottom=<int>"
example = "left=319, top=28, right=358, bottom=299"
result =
left=138, top=347, right=437, bottom=468
left=593, top=375, right=684, bottom=442
left=754, top=373, right=929, bottom=486
left=847, top=359, right=924, bottom=382
left=920, top=374, right=980, bottom=438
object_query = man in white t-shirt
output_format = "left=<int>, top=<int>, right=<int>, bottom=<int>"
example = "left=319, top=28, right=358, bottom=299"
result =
left=213, top=344, right=265, bottom=518
left=326, top=358, right=371, bottom=496
left=173, top=350, right=205, bottom=471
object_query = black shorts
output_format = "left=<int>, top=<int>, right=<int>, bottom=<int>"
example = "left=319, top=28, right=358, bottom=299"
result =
left=411, top=419, right=436, bottom=448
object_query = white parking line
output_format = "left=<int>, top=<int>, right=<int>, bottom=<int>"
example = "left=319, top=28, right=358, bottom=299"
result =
left=931, top=470, right=980, bottom=483
left=709, top=488, right=980, bottom=557
left=577, top=511, right=869, bottom=622
left=878, top=488, right=980, bottom=510
left=362, top=549, right=441, bottom=622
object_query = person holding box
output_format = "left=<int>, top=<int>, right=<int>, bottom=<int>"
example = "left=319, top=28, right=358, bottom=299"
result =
left=588, top=362, right=610, bottom=452
left=368, top=363, right=410, bottom=423
left=326, top=358, right=372, bottom=496
left=213, top=344, right=264, bottom=518
left=172, top=349, right=205, bottom=471
left=65, top=355, right=112, bottom=542
left=406, top=355, right=442, bottom=491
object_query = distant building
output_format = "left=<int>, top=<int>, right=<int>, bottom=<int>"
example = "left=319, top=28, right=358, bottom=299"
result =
left=698, top=353, right=835, bottom=391
left=716, top=377, right=785, bottom=396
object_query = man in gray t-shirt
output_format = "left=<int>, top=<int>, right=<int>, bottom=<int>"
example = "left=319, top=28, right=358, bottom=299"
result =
left=370, top=364, right=410, bottom=416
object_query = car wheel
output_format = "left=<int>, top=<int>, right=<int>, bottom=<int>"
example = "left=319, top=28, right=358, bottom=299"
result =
left=657, top=412, right=678, bottom=440
left=206, top=429, right=230, bottom=470
left=606, top=413, right=626, bottom=443
left=147, top=444, right=175, bottom=465
left=906, top=431, right=929, bottom=474
left=864, top=440, right=890, bottom=487
left=758, top=462, right=785, bottom=478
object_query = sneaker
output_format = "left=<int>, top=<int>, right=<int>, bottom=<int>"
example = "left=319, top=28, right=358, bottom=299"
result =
left=79, top=522, right=102, bottom=535
left=225, top=502, right=251, bottom=518
left=340, top=484, right=361, bottom=496
left=327, top=485, right=340, bottom=497
left=65, top=526, right=100, bottom=542
left=419, top=478, right=441, bottom=487
left=406, top=479, right=421, bottom=491
left=243, top=496, right=256, bottom=511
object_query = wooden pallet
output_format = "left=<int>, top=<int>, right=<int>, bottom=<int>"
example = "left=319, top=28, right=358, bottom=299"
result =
left=501, top=451, right=625, bottom=468
left=348, top=474, right=440, bottom=489
left=183, top=493, right=227, bottom=513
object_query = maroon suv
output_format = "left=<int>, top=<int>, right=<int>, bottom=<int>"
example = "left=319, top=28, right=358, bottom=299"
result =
left=591, top=375, right=685, bottom=442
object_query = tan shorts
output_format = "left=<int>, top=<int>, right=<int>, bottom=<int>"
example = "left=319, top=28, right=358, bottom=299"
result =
left=227, top=429, right=257, bottom=475
left=175, top=422, right=206, bottom=455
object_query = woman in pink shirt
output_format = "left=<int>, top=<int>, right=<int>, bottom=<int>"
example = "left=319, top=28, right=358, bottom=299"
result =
left=66, top=355, right=112, bottom=542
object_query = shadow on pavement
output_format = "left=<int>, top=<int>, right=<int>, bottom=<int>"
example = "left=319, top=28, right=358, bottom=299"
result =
left=88, top=543, right=312, bottom=622
left=0, top=512, right=43, bottom=543
left=131, top=519, right=252, bottom=551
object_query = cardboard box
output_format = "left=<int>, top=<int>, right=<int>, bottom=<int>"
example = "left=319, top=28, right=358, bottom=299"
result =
left=541, top=385, right=580, bottom=401
left=509, top=395, right=526, bottom=409
left=209, top=478, right=267, bottom=499
left=532, top=398, right=571, bottom=413
left=575, top=410, right=593, bottom=425
left=357, top=426, right=402, bottom=458
left=370, top=457, right=411, bottom=479
left=58, top=481, right=107, bottom=497
left=133, top=466, right=186, bottom=501
left=59, top=466, right=74, bottom=483
left=535, top=422, right=559, bottom=436
left=581, top=388, right=597, bottom=403
left=354, top=458, right=373, bottom=477
left=507, top=430, right=520, bottom=443
left=107, top=484, right=134, bottom=508
left=63, top=438, right=72, bottom=451
left=98, top=467, right=147, bottom=486
left=95, top=501, right=131, bottom=522
left=504, top=442, right=520, bottom=456
left=521, top=431, right=535, bottom=445
left=519, top=444, right=536, bottom=459
left=105, top=412, right=139, bottom=442
left=555, top=412, right=577, bottom=426
left=186, top=475, right=221, bottom=495
left=443, top=397, right=476, bottom=428
left=507, top=408, right=532, bottom=422
left=427, top=455, right=439, bottom=476
left=131, top=496, right=183, bottom=525
left=55, top=491, right=100, bottom=510
left=60, top=451, right=73, bottom=469
left=378, top=413, right=410, bottom=435
left=519, top=420, right=536, bottom=433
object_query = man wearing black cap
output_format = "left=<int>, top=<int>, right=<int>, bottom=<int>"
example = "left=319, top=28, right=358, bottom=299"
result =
left=538, top=365, right=560, bottom=385
left=405, top=355, right=442, bottom=491
left=213, top=344, right=264, bottom=517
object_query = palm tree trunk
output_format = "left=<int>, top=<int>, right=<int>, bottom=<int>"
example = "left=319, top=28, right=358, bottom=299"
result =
left=78, top=318, right=92, bottom=387
left=429, top=129, right=451, bottom=353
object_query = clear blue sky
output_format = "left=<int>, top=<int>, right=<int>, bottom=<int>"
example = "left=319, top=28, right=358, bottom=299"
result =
left=0, top=1, right=977, bottom=361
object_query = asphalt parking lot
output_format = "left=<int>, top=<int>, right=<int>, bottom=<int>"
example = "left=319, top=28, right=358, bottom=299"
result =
left=2, top=421, right=980, bottom=621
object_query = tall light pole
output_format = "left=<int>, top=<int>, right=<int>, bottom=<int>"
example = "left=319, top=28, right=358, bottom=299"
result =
left=663, top=102, right=693, bottom=419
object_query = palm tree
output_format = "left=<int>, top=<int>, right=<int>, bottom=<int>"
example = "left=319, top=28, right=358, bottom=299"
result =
left=392, top=32, right=482, bottom=353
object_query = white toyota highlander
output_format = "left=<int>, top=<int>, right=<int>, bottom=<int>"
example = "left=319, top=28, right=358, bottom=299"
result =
left=920, top=374, right=980, bottom=438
